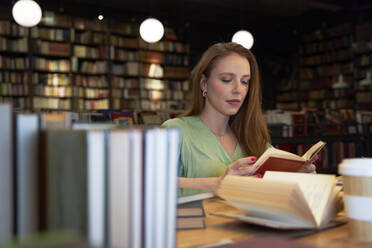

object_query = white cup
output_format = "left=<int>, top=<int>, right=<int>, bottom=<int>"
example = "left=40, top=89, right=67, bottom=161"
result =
left=339, top=158, right=372, bottom=243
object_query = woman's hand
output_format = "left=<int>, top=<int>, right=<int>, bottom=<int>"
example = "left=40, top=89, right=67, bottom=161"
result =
left=301, top=163, right=317, bottom=173
left=213, top=156, right=257, bottom=194
left=301, top=154, right=318, bottom=173
left=223, top=156, right=257, bottom=177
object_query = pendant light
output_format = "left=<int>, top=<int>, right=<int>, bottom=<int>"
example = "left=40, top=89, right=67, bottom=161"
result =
left=12, top=0, right=42, bottom=27
left=232, top=30, right=254, bottom=49
left=360, top=71, right=372, bottom=86
left=332, top=74, right=348, bottom=89
left=139, top=18, right=164, bottom=43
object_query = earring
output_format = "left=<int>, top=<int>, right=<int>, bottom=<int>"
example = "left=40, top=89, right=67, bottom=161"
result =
left=202, top=90, right=207, bottom=97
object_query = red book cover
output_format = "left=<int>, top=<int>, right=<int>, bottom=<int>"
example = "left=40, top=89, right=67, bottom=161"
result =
left=253, top=141, right=326, bottom=175
left=255, top=157, right=306, bottom=175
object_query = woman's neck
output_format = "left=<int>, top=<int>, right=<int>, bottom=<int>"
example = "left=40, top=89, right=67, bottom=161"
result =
left=198, top=109, right=230, bottom=137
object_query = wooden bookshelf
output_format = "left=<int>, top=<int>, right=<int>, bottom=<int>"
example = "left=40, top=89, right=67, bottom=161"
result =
left=0, top=11, right=190, bottom=112
left=0, top=20, right=30, bottom=110
left=107, top=28, right=190, bottom=111
left=273, top=23, right=372, bottom=172
left=276, top=23, right=355, bottom=111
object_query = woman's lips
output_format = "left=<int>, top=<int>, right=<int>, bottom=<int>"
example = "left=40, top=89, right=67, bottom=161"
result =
left=226, top=100, right=240, bottom=106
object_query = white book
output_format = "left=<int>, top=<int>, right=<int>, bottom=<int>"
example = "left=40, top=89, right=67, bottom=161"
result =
left=87, top=130, right=106, bottom=247
left=165, top=128, right=181, bottom=248
left=144, top=129, right=156, bottom=248
left=108, top=130, right=131, bottom=248
left=154, top=129, right=168, bottom=248
left=0, top=104, right=13, bottom=244
left=129, top=129, right=143, bottom=248
left=72, top=122, right=116, bottom=130
left=16, top=114, right=39, bottom=239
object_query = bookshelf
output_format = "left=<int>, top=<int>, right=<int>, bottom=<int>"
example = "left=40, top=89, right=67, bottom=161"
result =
left=353, top=21, right=372, bottom=110
left=276, top=23, right=355, bottom=111
left=108, top=27, right=190, bottom=111
left=273, top=23, right=372, bottom=172
left=265, top=108, right=372, bottom=175
left=71, top=18, right=110, bottom=111
left=0, top=20, right=30, bottom=110
left=31, top=18, right=73, bottom=111
left=276, top=22, right=372, bottom=113
left=0, top=11, right=190, bottom=112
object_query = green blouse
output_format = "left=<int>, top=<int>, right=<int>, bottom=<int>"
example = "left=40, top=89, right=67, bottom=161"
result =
left=161, top=116, right=246, bottom=197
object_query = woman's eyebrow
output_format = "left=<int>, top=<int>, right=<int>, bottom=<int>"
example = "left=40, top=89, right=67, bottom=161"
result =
left=218, top=72, right=235, bottom=76
left=218, top=73, right=251, bottom=78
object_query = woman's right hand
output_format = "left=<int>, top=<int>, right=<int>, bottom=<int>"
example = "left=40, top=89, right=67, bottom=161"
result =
left=223, top=156, right=257, bottom=177
left=213, top=156, right=257, bottom=194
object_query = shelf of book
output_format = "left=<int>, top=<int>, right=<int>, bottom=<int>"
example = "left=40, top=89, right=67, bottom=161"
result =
left=277, top=23, right=356, bottom=112
left=0, top=21, right=30, bottom=110
left=277, top=21, right=372, bottom=116
left=0, top=11, right=190, bottom=112
left=266, top=108, right=372, bottom=174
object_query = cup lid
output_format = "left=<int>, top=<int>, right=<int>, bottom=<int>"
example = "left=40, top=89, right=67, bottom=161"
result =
left=338, top=158, right=372, bottom=177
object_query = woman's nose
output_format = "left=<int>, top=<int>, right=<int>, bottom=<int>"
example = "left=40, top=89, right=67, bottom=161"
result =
left=232, top=80, right=242, bottom=93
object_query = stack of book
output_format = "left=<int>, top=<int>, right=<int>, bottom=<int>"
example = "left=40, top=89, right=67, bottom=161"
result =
left=0, top=103, right=181, bottom=248
left=177, top=192, right=214, bottom=230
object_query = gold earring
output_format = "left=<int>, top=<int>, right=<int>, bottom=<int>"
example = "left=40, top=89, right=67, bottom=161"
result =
left=202, top=90, right=207, bottom=97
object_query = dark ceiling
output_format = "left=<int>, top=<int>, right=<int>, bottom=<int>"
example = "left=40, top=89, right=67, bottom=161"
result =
left=2, top=0, right=371, bottom=35
left=2, top=0, right=368, bottom=25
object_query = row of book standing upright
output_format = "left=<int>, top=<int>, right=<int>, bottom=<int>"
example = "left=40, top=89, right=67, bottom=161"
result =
left=0, top=103, right=181, bottom=248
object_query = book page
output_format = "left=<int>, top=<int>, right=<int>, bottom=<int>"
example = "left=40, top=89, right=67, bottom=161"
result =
left=218, top=176, right=316, bottom=227
left=301, top=141, right=326, bottom=161
left=177, top=192, right=214, bottom=204
left=212, top=213, right=315, bottom=229
left=318, top=185, right=343, bottom=227
left=263, top=171, right=335, bottom=227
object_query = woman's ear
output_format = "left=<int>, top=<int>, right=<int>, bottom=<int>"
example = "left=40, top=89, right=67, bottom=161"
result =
left=200, top=74, right=207, bottom=92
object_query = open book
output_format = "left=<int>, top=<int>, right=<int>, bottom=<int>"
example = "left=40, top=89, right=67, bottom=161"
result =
left=216, top=171, right=341, bottom=229
left=251, top=141, right=326, bottom=175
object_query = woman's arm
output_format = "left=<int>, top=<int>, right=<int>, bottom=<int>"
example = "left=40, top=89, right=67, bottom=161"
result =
left=178, top=156, right=257, bottom=192
left=178, top=177, right=219, bottom=191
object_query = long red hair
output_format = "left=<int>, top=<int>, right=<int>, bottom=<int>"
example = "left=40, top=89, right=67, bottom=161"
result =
left=182, top=42, right=271, bottom=157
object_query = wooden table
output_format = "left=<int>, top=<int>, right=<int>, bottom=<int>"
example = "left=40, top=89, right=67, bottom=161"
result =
left=177, top=198, right=372, bottom=248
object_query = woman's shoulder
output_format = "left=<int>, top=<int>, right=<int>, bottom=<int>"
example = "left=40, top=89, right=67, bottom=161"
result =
left=161, top=117, right=184, bottom=127
left=161, top=116, right=197, bottom=129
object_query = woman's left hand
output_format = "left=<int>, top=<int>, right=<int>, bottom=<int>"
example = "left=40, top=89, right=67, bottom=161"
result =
left=301, top=163, right=317, bottom=173
left=301, top=154, right=318, bottom=173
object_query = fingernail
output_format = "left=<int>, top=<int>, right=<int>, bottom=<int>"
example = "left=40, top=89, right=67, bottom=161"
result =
left=251, top=157, right=256, bottom=162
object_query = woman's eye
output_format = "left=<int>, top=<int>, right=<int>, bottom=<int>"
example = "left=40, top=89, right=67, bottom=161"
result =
left=241, top=80, right=250, bottom=86
left=221, top=79, right=231, bottom=83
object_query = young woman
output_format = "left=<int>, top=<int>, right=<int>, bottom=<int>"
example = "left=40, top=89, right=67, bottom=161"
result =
left=162, top=42, right=315, bottom=196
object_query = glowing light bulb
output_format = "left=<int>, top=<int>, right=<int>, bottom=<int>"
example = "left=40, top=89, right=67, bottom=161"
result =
left=12, top=0, right=42, bottom=27
left=232, top=30, right=254, bottom=49
left=140, top=18, right=164, bottom=43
